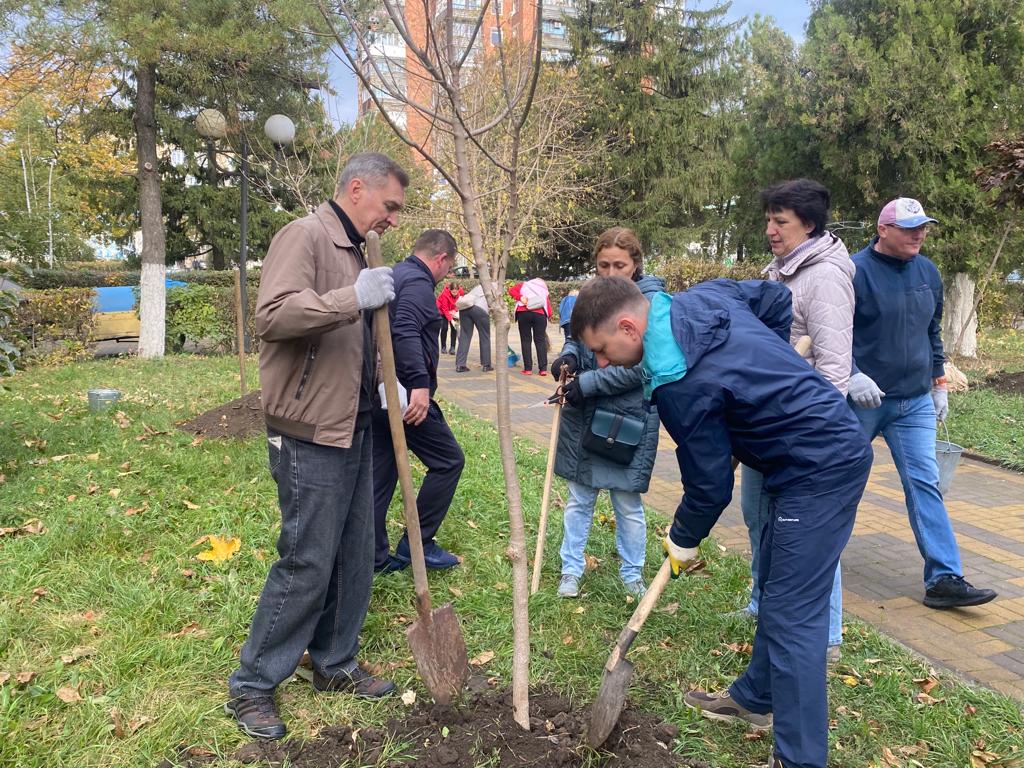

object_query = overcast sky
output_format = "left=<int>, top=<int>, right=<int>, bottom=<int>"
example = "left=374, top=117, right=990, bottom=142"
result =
left=324, top=1, right=812, bottom=125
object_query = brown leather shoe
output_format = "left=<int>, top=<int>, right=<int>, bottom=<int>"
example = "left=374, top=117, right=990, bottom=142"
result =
left=312, top=665, right=397, bottom=698
left=224, top=694, right=286, bottom=739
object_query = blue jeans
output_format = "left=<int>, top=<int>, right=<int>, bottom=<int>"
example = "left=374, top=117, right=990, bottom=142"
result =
left=741, top=466, right=844, bottom=647
left=229, top=428, right=375, bottom=696
left=559, top=480, right=646, bottom=584
left=852, top=393, right=962, bottom=588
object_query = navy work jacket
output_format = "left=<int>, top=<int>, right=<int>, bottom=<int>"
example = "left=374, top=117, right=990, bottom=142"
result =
left=390, top=255, right=443, bottom=396
left=652, top=280, right=872, bottom=548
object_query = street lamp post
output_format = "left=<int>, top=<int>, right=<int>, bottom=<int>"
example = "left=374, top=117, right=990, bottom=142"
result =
left=195, top=109, right=295, bottom=352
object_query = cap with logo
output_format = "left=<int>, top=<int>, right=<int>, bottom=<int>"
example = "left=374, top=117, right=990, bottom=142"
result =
left=878, top=198, right=938, bottom=229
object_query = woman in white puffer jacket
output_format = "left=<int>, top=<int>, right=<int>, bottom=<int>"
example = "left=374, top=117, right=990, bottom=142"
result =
left=740, top=178, right=855, bottom=664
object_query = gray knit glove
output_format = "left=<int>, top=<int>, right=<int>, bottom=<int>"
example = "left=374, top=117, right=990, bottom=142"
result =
left=354, top=267, right=395, bottom=310
left=848, top=372, right=885, bottom=409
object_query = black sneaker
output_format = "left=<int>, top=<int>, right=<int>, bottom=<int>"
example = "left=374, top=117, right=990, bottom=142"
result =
left=923, top=575, right=997, bottom=609
left=455, top=366, right=470, bottom=372
left=312, top=666, right=397, bottom=698
left=224, top=694, right=286, bottom=740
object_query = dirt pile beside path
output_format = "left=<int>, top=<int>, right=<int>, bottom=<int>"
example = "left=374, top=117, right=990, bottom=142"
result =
left=162, top=686, right=701, bottom=768
left=982, top=370, right=1024, bottom=396
left=178, top=390, right=264, bottom=439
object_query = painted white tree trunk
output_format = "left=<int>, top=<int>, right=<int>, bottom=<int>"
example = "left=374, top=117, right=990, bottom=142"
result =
left=134, top=62, right=166, bottom=359
left=943, top=272, right=977, bottom=358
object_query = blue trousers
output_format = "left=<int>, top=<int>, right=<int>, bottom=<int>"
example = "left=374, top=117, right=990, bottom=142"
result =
left=741, top=465, right=844, bottom=646
left=729, top=458, right=870, bottom=768
left=230, top=428, right=375, bottom=696
left=852, top=393, right=962, bottom=587
left=372, top=400, right=465, bottom=567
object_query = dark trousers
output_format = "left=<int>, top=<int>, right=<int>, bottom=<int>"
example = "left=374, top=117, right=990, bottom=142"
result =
left=455, top=305, right=491, bottom=368
left=729, top=459, right=870, bottom=768
left=229, top=427, right=374, bottom=696
left=439, top=320, right=457, bottom=350
left=372, top=400, right=465, bottom=567
left=516, top=311, right=548, bottom=373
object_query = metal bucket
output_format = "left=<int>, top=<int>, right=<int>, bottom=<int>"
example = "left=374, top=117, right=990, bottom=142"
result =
left=935, top=420, right=963, bottom=495
left=88, top=388, right=122, bottom=412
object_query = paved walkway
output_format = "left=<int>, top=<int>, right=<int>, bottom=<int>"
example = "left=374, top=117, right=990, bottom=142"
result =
left=439, top=329, right=1024, bottom=700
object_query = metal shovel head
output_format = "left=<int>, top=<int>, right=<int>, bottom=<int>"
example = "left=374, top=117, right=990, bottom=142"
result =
left=588, top=656, right=635, bottom=748
left=405, top=602, right=469, bottom=706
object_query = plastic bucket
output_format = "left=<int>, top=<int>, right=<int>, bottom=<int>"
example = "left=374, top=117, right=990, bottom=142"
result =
left=935, top=421, right=963, bottom=495
left=507, top=346, right=520, bottom=368
left=88, top=388, right=122, bottom=412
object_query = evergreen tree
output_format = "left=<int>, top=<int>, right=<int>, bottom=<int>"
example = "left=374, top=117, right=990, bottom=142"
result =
left=568, top=0, right=743, bottom=258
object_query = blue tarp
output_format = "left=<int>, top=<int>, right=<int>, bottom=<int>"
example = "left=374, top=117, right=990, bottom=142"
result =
left=92, top=280, right=187, bottom=313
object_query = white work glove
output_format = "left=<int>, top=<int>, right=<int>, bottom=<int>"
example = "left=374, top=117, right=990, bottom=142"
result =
left=848, top=372, right=885, bottom=409
left=662, top=536, right=700, bottom=579
left=931, top=385, right=949, bottom=422
left=354, top=267, right=395, bottom=310
left=377, top=381, right=408, bottom=415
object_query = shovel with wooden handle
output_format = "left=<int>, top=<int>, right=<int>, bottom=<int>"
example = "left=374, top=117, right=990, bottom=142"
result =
left=588, top=557, right=703, bottom=747
left=366, top=231, right=468, bottom=705
left=530, top=364, right=569, bottom=594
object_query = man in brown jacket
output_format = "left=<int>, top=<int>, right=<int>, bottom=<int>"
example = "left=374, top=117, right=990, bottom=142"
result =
left=226, top=152, right=408, bottom=740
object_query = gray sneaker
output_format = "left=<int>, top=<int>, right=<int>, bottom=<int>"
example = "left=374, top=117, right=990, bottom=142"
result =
left=826, top=645, right=841, bottom=666
left=557, top=574, right=580, bottom=598
left=623, top=579, right=647, bottom=598
left=684, top=689, right=773, bottom=731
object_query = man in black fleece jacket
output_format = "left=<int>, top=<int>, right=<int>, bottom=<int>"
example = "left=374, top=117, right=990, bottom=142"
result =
left=373, top=229, right=465, bottom=572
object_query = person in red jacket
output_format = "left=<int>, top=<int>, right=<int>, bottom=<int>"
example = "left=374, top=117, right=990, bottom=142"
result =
left=508, top=277, right=552, bottom=375
left=436, top=281, right=463, bottom=354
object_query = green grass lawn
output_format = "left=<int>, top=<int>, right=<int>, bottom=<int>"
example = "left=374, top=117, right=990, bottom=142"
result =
left=2, top=355, right=1023, bottom=767
left=949, top=329, right=1024, bottom=471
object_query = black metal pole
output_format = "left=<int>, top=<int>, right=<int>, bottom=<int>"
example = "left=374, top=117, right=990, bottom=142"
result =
left=239, top=133, right=251, bottom=352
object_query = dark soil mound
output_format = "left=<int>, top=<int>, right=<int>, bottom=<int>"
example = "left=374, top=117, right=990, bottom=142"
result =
left=178, top=390, right=264, bottom=440
left=982, top=370, right=1024, bottom=396
left=162, top=686, right=701, bottom=768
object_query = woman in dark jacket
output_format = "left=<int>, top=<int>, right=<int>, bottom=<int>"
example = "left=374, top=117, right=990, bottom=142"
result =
left=548, top=227, right=662, bottom=598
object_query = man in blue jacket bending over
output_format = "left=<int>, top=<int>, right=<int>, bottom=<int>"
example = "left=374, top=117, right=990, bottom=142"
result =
left=570, top=276, right=873, bottom=768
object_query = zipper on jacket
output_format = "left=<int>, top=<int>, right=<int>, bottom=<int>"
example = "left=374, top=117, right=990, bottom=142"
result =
left=294, top=343, right=319, bottom=400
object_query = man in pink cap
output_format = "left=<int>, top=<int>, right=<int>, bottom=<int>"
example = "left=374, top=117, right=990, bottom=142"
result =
left=847, top=198, right=997, bottom=609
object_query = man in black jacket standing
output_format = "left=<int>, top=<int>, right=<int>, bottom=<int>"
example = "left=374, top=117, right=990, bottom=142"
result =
left=373, top=229, right=465, bottom=572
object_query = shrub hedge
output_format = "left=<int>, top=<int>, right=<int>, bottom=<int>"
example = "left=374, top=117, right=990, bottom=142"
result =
left=15, top=288, right=97, bottom=365
left=7, top=266, right=262, bottom=289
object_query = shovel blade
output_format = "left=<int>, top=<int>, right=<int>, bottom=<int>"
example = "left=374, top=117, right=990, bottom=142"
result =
left=587, top=658, right=635, bottom=748
left=405, top=603, right=469, bottom=705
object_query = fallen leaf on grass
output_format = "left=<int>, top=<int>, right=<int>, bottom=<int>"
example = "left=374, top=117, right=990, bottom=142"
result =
left=448, top=586, right=463, bottom=597
left=182, top=500, right=201, bottom=510
left=562, top=634, right=574, bottom=646
left=166, top=622, right=207, bottom=639
left=113, top=411, right=132, bottom=428
left=723, top=642, right=753, bottom=655
left=108, top=488, right=121, bottom=498
left=971, top=749, right=1002, bottom=767
left=965, top=704, right=977, bottom=716
left=467, top=520, right=478, bottom=529
left=60, top=646, right=94, bottom=664
left=401, top=689, right=416, bottom=706
left=915, top=692, right=943, bottom=706
left=879, top=746, right=901, bottom=766
left=659, top=602, right=680, bottom=615
left=16, top=671, right=36, bottom=685
left=195, top=535, right=240, bottom=563
left=51, top=454, right=71, bottom=462
left=584, top=554, right=601, bottom=572
left=56, top=686, right=82, bottom=703
left=469, top=650, right=495, bottom=666
left=842, top=676, right=860, bottom=687
left=0, top=672, right=9, bottom=685
left=86, top=482, right=99, bottom=494
left=493, top=582, right=508, bottom=591
left=31, top=587, right=47, bottom=603
left=0, top=519, right=46, bottom=538
left=913, top=676, right=938, bottom=695
left=86, top=453, right=99, bottom=461
left=190, top=436, right=205, bottom=447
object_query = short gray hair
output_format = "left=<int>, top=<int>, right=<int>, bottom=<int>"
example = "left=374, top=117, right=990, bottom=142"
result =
left=336, top=152, right=409, bottom=195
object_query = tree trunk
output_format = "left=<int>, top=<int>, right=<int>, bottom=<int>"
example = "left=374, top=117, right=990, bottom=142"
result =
left=134, top=61, right=166, bottom=358
left=451, top=116, right=531, bottom=730
left=943, top=272, right=976, bottom=358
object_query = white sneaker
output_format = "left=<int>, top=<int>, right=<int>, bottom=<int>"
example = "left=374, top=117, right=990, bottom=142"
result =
left=558, top=574, right=580, bottom=598
left=623, top=579, right=647, bottom=598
